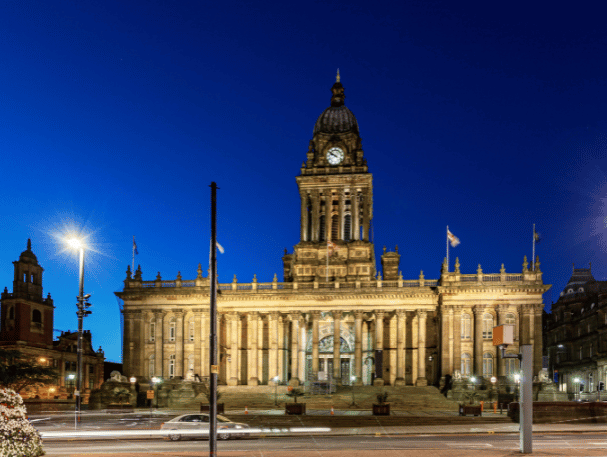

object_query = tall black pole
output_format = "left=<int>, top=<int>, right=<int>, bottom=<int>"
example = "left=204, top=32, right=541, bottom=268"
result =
left=209, top=182, right=218, bottom=457
left=75, top=247, right=84, bottom=424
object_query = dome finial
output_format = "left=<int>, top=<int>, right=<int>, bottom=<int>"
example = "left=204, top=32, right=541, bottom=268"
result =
left=336, top=68, right=340, bottom=83
left=27, top=238, right=32, bottom=251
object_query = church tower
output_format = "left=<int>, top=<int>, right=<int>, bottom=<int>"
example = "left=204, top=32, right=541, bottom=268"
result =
left=283, top=72, right=376, bottom=282
left=0, top=239, right=54, bottom=348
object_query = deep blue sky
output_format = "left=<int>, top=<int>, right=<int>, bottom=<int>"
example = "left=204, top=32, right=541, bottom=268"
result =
left=1, top=1, right=606, bottom=363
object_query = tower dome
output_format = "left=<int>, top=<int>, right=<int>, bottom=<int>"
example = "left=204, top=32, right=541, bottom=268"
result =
left=313, top=70, right=359, bottom=135
left=19, top=239, right=38, bottom=264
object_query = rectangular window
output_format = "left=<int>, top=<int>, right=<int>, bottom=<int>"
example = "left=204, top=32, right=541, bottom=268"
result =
left=150, top=322, right=156, bottom=342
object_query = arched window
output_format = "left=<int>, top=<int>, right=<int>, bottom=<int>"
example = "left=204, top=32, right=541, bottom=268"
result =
left=150, top=318, right=156, bottom=342
left=169, top=354, right=176, bottom=378
left=169, top=318, right=176, bottom=342
left=482, top=314, right=494, bottom=339
left=188, top=319, right=195, bottom=342
left=505, top=354, right=517, bottom=375
left=149, top=354, right=155, bottom=378
left=319, top=215, right=326, bottom=241
left=343, top=214, right=352, bottom=242
left=461, top=314, right=471, bottom=339
left=482, top=352, right=493, bottom=377
left=461, top=353, right=471, bottom=375
left=32, top=309, right=42, bottom=324
left=306, top=198, right=312, bottom=241
left=331, top=214, right=339, bottom=241
left=8, top=306, right=14, bottom=320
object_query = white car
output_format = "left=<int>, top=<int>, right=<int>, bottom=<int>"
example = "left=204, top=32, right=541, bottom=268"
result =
left=160, top=413, right=252, bottom=441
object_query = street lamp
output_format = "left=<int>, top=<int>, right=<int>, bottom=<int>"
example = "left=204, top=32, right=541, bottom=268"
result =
left=349, top=375, right=359, bottom=407
left=151, top=377, right=161, bottom=409
left=130, top=377, right=137, bottom=407
left=574, top=377, right=580, bottom=401
left=514, top=373, right=521, bottom=402
left=65, top=236, right=92, bottom=422
left=273, top=376, right=279, bottom=406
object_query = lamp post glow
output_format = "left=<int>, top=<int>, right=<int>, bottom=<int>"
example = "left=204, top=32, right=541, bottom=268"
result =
left=65, top=236, right=91, bottom=424
left=273, top=376, right=279, bottom=406
left=574, top=377, right=580, bottom=401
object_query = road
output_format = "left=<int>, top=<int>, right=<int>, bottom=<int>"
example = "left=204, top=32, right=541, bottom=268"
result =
left=41, top=433, right=607, bottom=456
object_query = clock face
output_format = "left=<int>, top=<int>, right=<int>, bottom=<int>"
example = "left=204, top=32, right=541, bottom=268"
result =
left=326, top=147, right=344, bottom=165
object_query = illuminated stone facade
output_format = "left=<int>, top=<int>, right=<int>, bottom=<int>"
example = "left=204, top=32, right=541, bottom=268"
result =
left=116, top=77, right=550, bottom=389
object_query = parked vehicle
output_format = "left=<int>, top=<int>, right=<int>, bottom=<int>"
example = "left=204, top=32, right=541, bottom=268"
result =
left=160, top=413, right=251, bottom=441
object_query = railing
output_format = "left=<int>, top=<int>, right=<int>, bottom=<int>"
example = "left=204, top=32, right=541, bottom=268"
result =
left=126, top=270, right=535, bottom=293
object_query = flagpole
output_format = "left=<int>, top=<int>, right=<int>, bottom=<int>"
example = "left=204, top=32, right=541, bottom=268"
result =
left=132, top=236, right=135, bottom=272
left=446, top=226, right=449, bottom=272
left=532, top=224, right=535, bottom=271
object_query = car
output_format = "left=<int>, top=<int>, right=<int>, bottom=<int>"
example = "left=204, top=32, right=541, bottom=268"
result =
left=160, top=413, right=252, bottom=441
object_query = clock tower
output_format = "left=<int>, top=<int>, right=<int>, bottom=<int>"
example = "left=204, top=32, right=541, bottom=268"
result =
left=283, top=72, right=376, bottom=282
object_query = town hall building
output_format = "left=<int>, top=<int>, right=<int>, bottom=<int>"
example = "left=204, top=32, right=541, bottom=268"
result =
left=116, top=75, right=550, bottom=390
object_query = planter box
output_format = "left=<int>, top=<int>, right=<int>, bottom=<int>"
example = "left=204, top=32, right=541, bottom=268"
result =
left=285, top=403, right=306, bottom=415
left=201, top=403, right=225, bottom=414
left=459, top=404, right=482, bottom=416
left=372, top=404, right=390, bottom=416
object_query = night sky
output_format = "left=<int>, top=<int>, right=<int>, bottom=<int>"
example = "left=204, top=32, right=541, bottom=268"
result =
left=1, top=1, right=606, bottom=363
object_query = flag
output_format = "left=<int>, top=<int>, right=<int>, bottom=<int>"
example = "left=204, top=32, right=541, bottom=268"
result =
left=216, top=242, right=225, bottom=254
left=534, top=229, right=541, bottom=244
left=447, top=229, right=460, bottom=247
left=133, top=238, right=138, bottom=255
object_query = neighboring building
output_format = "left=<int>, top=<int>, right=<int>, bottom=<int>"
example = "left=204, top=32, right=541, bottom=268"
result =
left=0, top=239, right=105, bottom=400
left=546, top=266, right=607, bottom=399
left=116, top=75, right=550, bottom=390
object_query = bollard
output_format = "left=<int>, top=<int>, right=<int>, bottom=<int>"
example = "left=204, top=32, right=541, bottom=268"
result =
left=245, top=406, right=248, bottom=414
left=331, top=406, right=334, bottom=416
left=480, top=400, right=484, bottom=412
left=500, top=403, right=503, bottom=415
left=493, top=401, right=497, bottom=413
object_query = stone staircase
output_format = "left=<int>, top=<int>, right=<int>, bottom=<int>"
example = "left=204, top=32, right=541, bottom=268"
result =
left=210, top=385, right=458, bottom=412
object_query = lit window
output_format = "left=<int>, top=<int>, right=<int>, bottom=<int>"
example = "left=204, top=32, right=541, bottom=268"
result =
left=189, top=320, right=195, bottom=342
left=150, top=319, right=156, bottom=342
left=482, top=314, right=494, bottom=339
left=169, top=354, right=176, bottom=378
left=149, top=354, right=155, bottom=378
left=505, top=356, right=518, bottom=375
left=461, top=314, right=471, bottom=339
left=482, top=352, right=493, bottom=377
left=169, top=318, right=176, bottom=342
left=461, top=353, right=471, bottom=375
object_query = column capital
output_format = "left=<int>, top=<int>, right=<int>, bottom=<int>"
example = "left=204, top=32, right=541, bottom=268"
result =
left=225, top=311, right=239, bottom=321
left=310, top=310, right=322, bottom=318
left=173, top=309, right=184, bottom=316
left=332, top=310, right=342, bottom=319
left=192, top=308, right=204, bottom=315
left=396, top=309, right=406, bottom=318
left=247, top=311, right=259, bottom=320
left=416, top=309, right=427, bottom=319
left=354, top=310, right=364, bottom=319
left=269, top=311, right=281, bottom=320
left=375, top=310, right=385, bottom=319
left=289, top=311, right=303, bottom=321
left=472, top=305, right=485, bottom=315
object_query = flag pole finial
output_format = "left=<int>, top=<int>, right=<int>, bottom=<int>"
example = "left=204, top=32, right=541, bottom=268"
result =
left=336, top=68, right=340, bottom=83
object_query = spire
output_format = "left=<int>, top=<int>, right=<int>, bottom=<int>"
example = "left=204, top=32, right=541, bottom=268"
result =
left=27, top=238, right=32, bottom=251
left=336, top=68, right=340, bottom=83
left=330, top=72, right=345, bottom=107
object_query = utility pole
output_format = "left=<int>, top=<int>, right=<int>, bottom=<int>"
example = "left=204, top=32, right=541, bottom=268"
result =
left=209, top=182, right=218, bottom=457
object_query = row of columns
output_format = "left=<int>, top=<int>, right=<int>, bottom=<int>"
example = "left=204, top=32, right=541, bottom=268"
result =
left=125, top=308, right=432, bottom=387
left=440, top=304, right=542, bottom=377
left=300, top=188, right=371, bottom=242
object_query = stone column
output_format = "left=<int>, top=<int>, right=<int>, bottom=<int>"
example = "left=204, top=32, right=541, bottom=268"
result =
left=193, top=310, right=202, bottom=378
left=311, top=191, right=320, bottom=241
left=247, top=312, right=259, bottom=385
left=416, top=310, right=428, bottom=386
left=362, top=191, right=369, bottom=241
left=122, top=311, right=132, bottom=376
left=228, top=312, right=239, bottom=386
left=311, top=311, right=321, bottom=380
left=453, top=307, right=462, bottom=376
left=395, top=310, right=406, bottom=385
left=278, top=314, right=285, bottom=380
left=473, top=306, right=483, bottom=376
left=269, top=312, right=279, bottom=384
left=154, top=311, right=164, bottom=377
left=447, top=307, right=454, bottom=376
left=533, top=304, right=543, bottom=376
left=354, top=311, right=363, bottom=386
left=300, top=191, right=308, bottom=242
left=332, top=310, right=342, bottom=384
left=201, top=313, right=209, bottom=377
left=411, top=313, right=418, bottom=383
left=136, top=311, right=145, bottom=377
left=353, top=190, right=360, bottom=241
left=440, top=308, right=451, bottom=380
left=175, top=310, right=184, bottom=377
left=257, top=314, right=264, bottom=384
left=289, top=313, right=301, bottom=386
left=338, top=190, right=345, bottom=240
left=374, top=310, right=385, bottom=386
left=496, top=306, right=507, bottom=376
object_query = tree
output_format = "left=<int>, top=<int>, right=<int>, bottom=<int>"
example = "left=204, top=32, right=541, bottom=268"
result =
left=0, top=348, right=57, bottom=393
left=0, top=388, right=45, bottom=456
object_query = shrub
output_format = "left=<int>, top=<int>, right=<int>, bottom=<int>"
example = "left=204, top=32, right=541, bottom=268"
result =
left=0, top=388, right=45, bottom=456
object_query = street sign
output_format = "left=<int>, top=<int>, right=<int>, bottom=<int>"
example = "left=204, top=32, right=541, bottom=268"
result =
left=146, top=390, right=154, bottom=399
left=493, top=325, right=514, bottom=346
